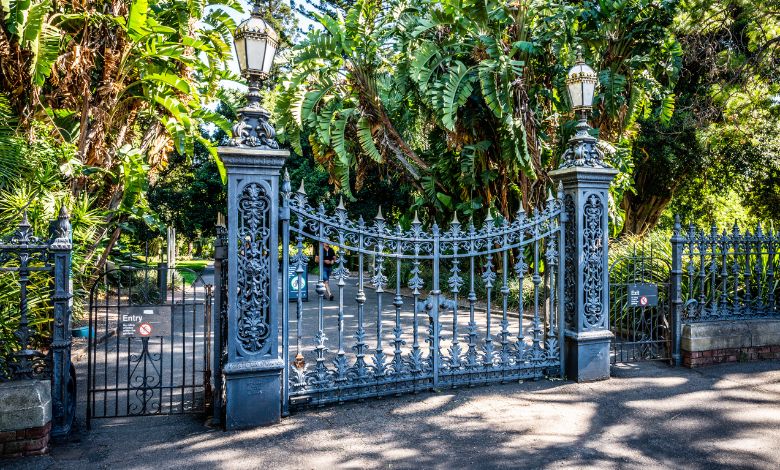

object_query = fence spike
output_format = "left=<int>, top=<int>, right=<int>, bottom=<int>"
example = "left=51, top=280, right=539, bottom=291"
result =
left=337, top=196, right=346, bottom=211
left=451, top=211, right=459, bottom=225
left=412, top=210, right=420, bottom=225
left=297, top=179, right=306, bottom=195
left=375, top=206, right=384, bottom=221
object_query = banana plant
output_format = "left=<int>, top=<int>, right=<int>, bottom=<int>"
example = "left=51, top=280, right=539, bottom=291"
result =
left=274, top=0, right=429, bottom=198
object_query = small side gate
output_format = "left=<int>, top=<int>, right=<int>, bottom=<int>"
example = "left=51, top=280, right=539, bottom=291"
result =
left=87, top=265, right=212, bottom=427
left=609, top=248, right=672, bottom=363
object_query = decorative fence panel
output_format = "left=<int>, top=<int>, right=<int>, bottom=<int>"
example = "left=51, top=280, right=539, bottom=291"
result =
left=0, top=208, right=75, bottom=437
left=671, top=217, right=780, bottom=323
left=281, top=176, right=566, bottom=409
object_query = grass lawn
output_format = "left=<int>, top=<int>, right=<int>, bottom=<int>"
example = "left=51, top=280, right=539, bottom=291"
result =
left=175, top=259, right=211, bottom=284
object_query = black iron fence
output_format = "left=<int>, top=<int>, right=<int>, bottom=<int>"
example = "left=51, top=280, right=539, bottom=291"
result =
left=0, top=208, right=75, bottom=437
left=671, top=216, right=779, bottom=323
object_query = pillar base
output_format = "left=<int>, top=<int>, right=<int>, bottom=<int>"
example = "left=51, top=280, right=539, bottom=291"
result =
left=564, top=330, right=613, bottom=382
left=223, top=358, right=284, bottom=430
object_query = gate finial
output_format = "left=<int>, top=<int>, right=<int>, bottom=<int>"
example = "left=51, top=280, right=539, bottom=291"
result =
left=282, top=169, right=291, bottom=195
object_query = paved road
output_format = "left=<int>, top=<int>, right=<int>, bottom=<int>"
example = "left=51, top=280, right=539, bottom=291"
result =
left=8, top=360, right=780, bottom=469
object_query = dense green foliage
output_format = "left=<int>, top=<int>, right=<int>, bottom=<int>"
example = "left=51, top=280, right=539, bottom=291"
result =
left=274, top=0, right=779, bottom=233
left=273, top=0, right=682, bottom=224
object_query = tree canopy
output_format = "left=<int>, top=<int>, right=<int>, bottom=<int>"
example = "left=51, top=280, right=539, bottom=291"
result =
left=273, top=0, right=780, bottom=233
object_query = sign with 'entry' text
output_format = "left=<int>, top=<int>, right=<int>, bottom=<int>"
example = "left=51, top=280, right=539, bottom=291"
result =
left=118, top=305, right=172, bottom=337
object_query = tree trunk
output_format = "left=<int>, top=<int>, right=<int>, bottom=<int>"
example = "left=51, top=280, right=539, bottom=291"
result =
left=620, top=191, right=673, bottom=237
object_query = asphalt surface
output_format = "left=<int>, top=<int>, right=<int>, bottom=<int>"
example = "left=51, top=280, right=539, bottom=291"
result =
left=6, top=359, right=780, bottom=469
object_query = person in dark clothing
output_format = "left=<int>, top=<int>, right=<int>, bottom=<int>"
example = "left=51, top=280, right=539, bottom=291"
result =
left=315, top=242, right=336, bottom=300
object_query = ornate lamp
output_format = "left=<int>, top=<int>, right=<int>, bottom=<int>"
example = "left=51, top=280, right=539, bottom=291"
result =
left=229, top=0, right=280, bottom=149
left=560, top=47, right=608, bottom=168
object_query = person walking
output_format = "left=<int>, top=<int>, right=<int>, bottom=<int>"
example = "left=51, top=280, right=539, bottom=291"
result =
left=315, top=242, right=336, bottom=300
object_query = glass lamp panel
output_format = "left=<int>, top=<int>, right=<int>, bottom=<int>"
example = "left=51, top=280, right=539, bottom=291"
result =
left=262, top=41, right=277, bottom=74
left=246, top=36, right=269, bottom=73
left=568, top=81, right=583, bottom=109
left=234, top=35, right=248, bottom=74
left=582, top=81, right=596, bottom=107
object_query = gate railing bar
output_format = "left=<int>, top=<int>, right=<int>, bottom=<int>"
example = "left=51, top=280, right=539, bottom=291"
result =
left=432, top=222, right=440, bottom=388
left=667, top=218, right=684, bottom=363
left=558, top=183, right=567, bottom=377
left=281, top=177, right=291, bottom=417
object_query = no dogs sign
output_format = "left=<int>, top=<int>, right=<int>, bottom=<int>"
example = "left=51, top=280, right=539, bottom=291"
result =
left=118, top=305, right=172, bottom=337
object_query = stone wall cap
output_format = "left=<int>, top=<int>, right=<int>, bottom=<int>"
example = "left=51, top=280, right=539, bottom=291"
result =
left=0, top=380, right=52, bottom=432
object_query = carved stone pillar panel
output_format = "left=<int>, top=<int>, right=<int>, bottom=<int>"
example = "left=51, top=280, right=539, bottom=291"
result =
left=218, top=146, right=288, bottom=430
left=550, top=166, right=617, bottom=382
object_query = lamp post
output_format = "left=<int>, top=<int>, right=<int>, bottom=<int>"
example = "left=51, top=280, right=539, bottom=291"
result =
left=560, top=48, right=607, bottom=169
left=230, top=2, right=280, bottom=149
left=550, top=47, right=617, bottom=382
left=217, top=0, right=288, bottom=429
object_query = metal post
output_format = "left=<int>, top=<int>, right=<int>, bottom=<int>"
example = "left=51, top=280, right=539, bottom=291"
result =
left=49, top=206, right=74, bottom=437
left=218, top=98, right=288, bottom=429
left=549, top=118, right=617, bottom=382
left=557, top=182, right=567, bottom=378
left=670, top=215, right=683, bottom=366
left=280, top=174, right=291, bottom=417
left=157, top=262, right=168, bottom=303
left=211, top=223, right=227, bottom=426
left=431, top=223, right=441, bottom=389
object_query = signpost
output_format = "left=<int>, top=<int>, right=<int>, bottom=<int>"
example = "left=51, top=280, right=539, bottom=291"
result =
left=628, top=283, right=658, bottom=308
left=288, top=265, right=309, bottom=302
left=118, top=305, right=172, bottom=337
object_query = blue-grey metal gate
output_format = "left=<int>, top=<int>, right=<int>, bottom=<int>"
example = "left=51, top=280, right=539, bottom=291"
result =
left=86, top=266, right=212, bottom=427
left=609, top=247, right=672, bottom=364
left=281, top=175, right=567, bottom=410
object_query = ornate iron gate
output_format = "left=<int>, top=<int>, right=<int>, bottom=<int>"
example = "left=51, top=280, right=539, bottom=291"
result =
left=609, top=247, right=671, bottom=363
left=281, top=176, right=566, bottom=410
left=87, top=266, right=212, bottom=427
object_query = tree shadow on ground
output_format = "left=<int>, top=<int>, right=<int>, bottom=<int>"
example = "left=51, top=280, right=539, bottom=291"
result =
left=14, top=360, right=780, bottom=470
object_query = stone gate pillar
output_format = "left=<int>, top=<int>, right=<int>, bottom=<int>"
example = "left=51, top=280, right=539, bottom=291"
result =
left=550, top=119, right=617, bottom=382
left=218, top=94, right=288, bottom=429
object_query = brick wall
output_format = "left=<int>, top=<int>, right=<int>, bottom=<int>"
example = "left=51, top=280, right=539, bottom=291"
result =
left=683, top=346, right=780, bottom=368
left=0, top=421, right=50, bottom=458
